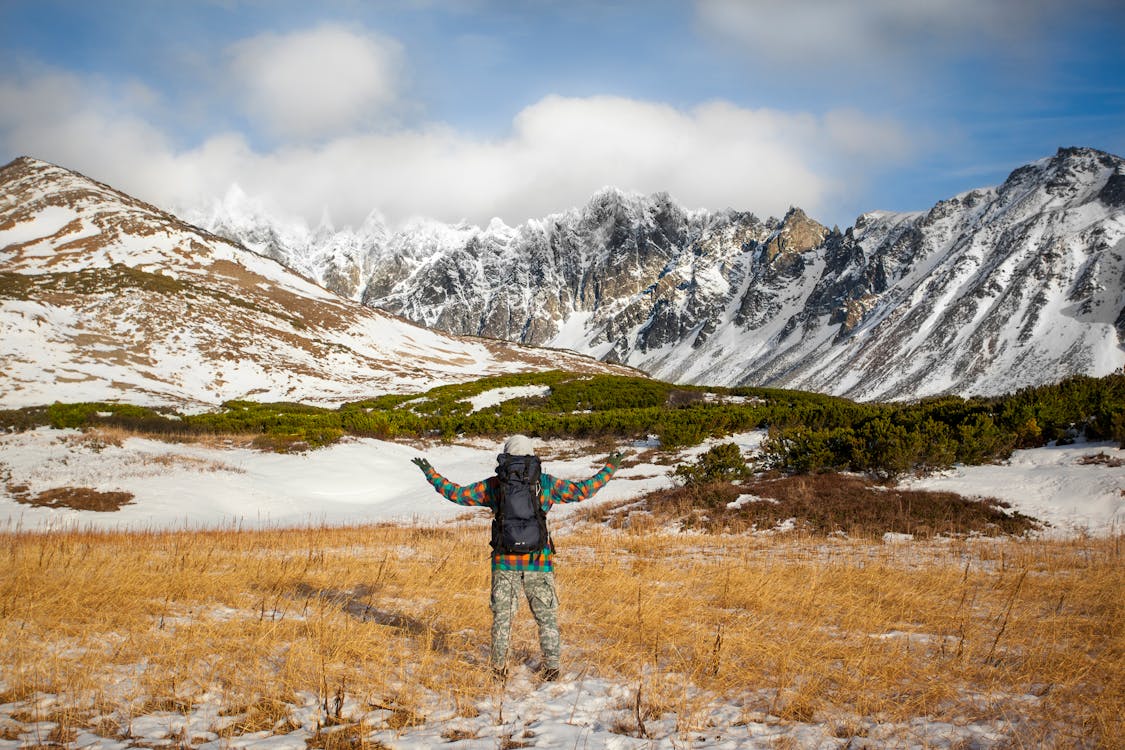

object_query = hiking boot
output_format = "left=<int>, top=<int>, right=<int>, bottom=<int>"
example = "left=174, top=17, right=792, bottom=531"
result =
left=539, top=667, right=559, bottom=682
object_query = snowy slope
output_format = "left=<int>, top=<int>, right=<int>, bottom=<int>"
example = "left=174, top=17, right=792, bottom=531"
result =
left=0, top=157, right=633, bottom=410
left=753, top=149, right=1125, bottom=399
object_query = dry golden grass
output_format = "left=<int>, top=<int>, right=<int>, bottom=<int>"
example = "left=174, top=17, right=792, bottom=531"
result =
left=0, top=524, right=1120, bottom=747
left=78, top=424, right=263, bottom=451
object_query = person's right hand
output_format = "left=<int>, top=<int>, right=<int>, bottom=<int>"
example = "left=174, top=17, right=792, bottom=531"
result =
left=411, top=457, right=432, bottom=472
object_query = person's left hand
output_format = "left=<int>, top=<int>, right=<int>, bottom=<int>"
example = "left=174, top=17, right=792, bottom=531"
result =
left=411, top=457, right=432, bottom=472
left=608, top=451, right=624, bottom=466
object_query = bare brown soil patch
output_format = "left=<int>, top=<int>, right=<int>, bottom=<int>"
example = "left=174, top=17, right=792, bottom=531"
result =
left=1078, top=451, right=1124, bottom=467
left=15, top=486, right=134, bottom=512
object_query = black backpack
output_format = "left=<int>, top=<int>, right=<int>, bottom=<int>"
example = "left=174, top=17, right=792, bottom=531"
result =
left=491, top=453, right=550, bottom=555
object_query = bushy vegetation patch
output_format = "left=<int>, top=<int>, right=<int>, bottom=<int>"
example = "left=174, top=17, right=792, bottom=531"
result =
left=672, top=443, right=752, bottom=485
left=760, top=374, right=1125, bottom=477
left=249, top=428, right=345, bottom=453
left=597, top=474, right=1041, bottom=538
left=3, top=373, right=1121, bottom=470
left=45, top=402, right=181, bottom=431
left=0, top=406, right=48, bottom=432
left=0, top=265, right=187, bottom=300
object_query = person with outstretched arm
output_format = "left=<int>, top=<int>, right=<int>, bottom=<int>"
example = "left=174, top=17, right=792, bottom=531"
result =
left=412, top=434, right=621, bottom=681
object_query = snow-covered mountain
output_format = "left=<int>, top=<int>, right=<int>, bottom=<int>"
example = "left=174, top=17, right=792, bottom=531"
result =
left=0, top=157, right=632, bottom=410
left=193, top=147, right=1125, bottom=400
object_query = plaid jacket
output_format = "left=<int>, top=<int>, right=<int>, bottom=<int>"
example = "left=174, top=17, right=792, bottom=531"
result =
left=422, top=458, right=619, bottom=571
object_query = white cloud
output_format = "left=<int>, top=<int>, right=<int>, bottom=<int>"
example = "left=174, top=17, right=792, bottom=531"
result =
left=0, top=71, right=180, bottom=178
left=226, top=23, right=405, bottom=140
left=1, top=68, right=913, bottom=230
left=694, top=0, right=1071, bottom=72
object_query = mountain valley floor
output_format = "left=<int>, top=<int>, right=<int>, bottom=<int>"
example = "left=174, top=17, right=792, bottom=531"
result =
left=0, top=428, right=1121, bottom=748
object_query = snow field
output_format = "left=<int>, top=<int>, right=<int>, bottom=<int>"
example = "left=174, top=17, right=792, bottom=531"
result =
left=0, top=428, right=1120, bottom=534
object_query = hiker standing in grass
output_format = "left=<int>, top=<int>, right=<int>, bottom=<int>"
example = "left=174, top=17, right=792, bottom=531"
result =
left=412, top=434, right=621, bottom=681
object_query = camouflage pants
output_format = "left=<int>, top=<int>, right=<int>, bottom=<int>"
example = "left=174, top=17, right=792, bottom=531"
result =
left=490, top=569, right=559, bottom=670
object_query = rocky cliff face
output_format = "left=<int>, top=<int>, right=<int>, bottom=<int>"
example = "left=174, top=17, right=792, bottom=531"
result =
left=192, top=147, right=1125, bottom=400
left=772, top=147, right=1125, bottom=399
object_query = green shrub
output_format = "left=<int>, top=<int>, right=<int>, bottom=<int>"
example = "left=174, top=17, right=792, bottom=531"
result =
left=673, top=443, right=751, bottom=485
left=45, top=402, right=173, bottom=430
left=545, top=375, right=671, bottom=411
left=0, top=406, right=50, bottom=432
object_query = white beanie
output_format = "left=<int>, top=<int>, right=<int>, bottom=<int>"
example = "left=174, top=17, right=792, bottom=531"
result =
left=503, top=434, right=535, bottom=456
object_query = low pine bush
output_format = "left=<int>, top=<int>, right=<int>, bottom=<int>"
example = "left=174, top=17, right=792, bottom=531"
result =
left=672, top=443, right=752, bottom=485
left=7, top=372, right=1121, bottom=466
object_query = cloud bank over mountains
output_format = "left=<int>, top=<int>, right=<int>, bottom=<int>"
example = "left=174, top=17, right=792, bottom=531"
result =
left=0, top=17, right=913, bottom=229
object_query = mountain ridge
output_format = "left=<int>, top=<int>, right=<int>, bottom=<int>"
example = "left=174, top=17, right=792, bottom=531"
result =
left=190, top=146, right=1125, bottom=400
left=0, top=156, right=635, bottom=410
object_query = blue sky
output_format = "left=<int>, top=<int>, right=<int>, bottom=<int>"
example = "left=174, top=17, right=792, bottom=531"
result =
left=1, top=0, right=1123, bottom=229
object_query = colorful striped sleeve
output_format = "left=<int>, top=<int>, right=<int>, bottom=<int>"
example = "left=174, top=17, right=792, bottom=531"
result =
left=544, top=461, right=619, bottom=505
left=422, top=466, right=497, bottom=507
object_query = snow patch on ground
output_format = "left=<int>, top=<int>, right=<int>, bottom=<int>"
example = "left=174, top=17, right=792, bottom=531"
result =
left=0, top=204, right=79, bottom=246
left=0, top=428, right=672, bottom=531
left=467, top=385, right=550, bottom=412
left=727, top=493, right=777, bottom=509
left=0, top=670, right=1044, bottom=750
left=902, top=440, right=1124, bottom=536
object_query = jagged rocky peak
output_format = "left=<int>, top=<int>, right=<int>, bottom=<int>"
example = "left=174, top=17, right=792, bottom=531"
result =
left=583, top=185, right=660, bottom=220
left=570, top=187, right=691, bottom=257
left=1052, top=146, right=1125, bottom=208
left=182, top=185, right=396, bottom=301
left=1000, top=146, right=1123, bottom=202
left=763, top=207, right=828, bottom=262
